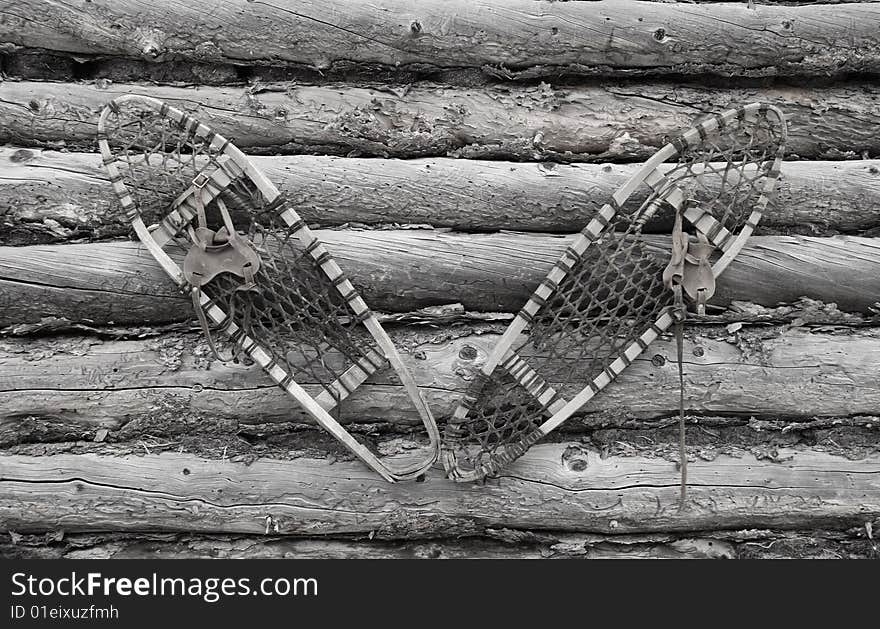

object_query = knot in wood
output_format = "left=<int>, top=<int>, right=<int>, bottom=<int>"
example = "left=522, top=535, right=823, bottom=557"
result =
left=562, top=445, right=589, bottom=472
left=9, top=149, right=34, bottom=163
left=458, top=344, right=478, bottom=360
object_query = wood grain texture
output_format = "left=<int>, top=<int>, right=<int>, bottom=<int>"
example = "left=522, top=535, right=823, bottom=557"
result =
left=3, top=80, right=880, bottom=160
left=5, top=530, right=876, bottom=560
left=3, top=147, right=879, bottom=244
left=0, top=533, right=740, bottom=559
left=2, top=448, right=879, bottom=536
left=2, top=326, right=879, bottom=440
left=0, top=1, right=878, bottom=78
left=7, top=528, right=878, bottom=559
left=2, top=0, right=878, bottom=559
left=0, top=234, right=877, bottom=328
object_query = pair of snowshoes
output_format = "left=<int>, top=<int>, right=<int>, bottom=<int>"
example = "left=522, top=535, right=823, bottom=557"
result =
left=98, top=96, right=786, bottom=484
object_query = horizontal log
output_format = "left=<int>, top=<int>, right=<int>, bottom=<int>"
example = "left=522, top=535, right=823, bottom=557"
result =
left=0, top=533, right=740, bottom=559
left=2, top=447, right=879, bottom=536
left=8, top=531, right=878, bottom=560
left=3, top=80, right=880, bottom=161
left=0, top=234, right=877, bottom=329
left=2, top=147, right=879, bottom=244
left=2, top=326, right=879, bottom=442
left=5, top=527, right=876, bottom=559
left=5, top=530, right=877, bottom=560
left=1, top=1, right=879, bottom=78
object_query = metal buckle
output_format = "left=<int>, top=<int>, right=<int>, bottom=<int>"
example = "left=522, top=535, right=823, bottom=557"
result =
left=192, top=172, right=210, bottom=189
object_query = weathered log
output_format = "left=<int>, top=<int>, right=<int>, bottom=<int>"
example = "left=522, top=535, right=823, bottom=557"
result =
left=2, top=326, right=879, bottom=442
left=3, top=80, right=880, bottom=160
left=0, top=234, right=877, bottom=328
left=0, top=533, right=739, bottom=560
left=6, top=530, right=878, bottom=560
left=2, top=448, right=879, bottom=536
left=1, top=0, right=879, bottom=78
left=2, top=147, right=878, bottom=245
left=6, top=530, right=877, bottom=560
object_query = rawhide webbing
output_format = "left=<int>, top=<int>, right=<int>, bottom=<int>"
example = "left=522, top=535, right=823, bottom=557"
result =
left=442, top=103, right=787, bottom=484
left=97, top=95, right=440, bottom=482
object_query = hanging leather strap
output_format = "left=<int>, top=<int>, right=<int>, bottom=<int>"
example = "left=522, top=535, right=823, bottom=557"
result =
left=663, top=210, right=690, bottom=510
left=662, top=212, right=688, bottom=291
left=192, top=287, right=234, bottom=362
left=674, top=285, right=687, bottom=511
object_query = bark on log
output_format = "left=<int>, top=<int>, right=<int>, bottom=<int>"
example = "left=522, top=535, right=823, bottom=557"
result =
left=3, top=79, right=880, bottom=161
left=0, top=234, right=877, bottom=328
left=0, top=533, right=740, bottom=560
left=3, top=147, right=879, bottom=245
left=1, top=0, right=879, bottom=78
left=5, top=530, right=877, bottom=560
left=2, top=326, right=879, bottom=441
left=2, top=448, right=879, bottom=536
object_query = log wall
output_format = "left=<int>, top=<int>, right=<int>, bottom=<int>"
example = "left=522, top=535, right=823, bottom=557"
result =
left=1, top=0, right=879, bottom=559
